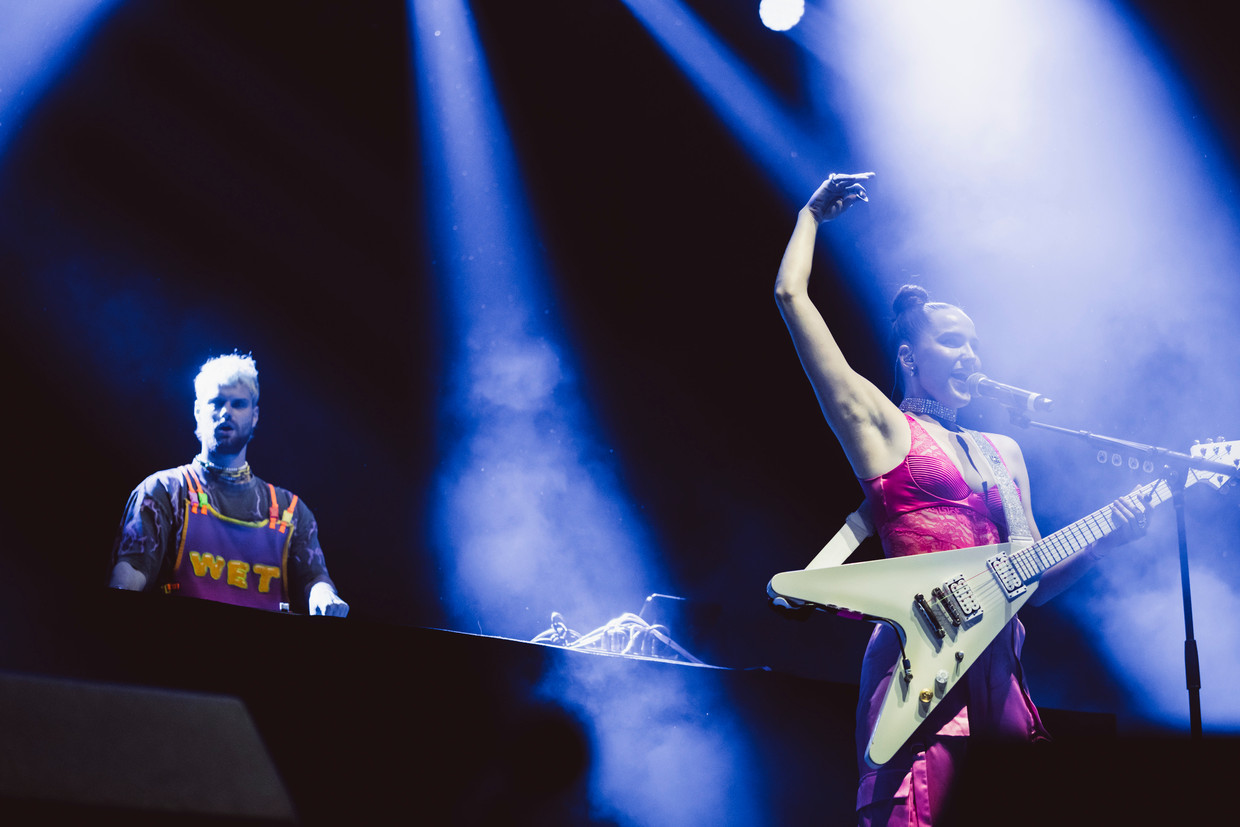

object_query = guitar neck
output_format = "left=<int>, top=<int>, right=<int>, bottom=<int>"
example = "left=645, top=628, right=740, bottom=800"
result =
left=1012, top=478, right=1170, bottom=580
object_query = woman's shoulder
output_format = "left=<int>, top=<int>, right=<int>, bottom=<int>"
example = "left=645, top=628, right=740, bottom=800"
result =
left=980, top=431, right=1027, bottom=468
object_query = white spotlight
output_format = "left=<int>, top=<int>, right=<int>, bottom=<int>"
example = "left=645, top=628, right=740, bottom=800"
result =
left=759, top=0, right=805, bottom=32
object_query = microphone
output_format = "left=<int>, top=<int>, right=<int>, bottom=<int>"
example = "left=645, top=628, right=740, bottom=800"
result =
left=966, top=373, right=1054, bottom=412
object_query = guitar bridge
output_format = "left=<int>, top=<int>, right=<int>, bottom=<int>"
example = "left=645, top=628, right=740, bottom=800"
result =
left=913, top=593, right=946, bottom=639
left=986, top=552, right=1028, bottom=599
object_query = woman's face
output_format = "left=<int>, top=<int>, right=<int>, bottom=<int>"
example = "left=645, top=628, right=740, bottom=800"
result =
left=905, top=306, right=981, bottom=408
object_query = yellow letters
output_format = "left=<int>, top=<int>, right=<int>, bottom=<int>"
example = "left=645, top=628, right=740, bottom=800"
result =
left=187, top=554, right=282, bottom=593
left=227, top=560, right=251, bottom=589
left=253, top=564, right=281, bottom=593
left=188, top=552, right=226, bottom=580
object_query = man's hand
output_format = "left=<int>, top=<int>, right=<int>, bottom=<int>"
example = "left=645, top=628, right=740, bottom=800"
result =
left=108, top=560, right=148, bottom=590
left=805, top=172, right=875, bottom=222
left=309, top=581, right=349, bottom=617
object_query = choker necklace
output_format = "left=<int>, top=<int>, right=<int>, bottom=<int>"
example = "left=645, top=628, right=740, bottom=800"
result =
left=899, top=397, right=958, bottom=425
left=195, top=456, right=252, bottom=480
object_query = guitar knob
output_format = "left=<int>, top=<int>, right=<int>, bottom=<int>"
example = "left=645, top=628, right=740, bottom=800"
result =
left=919, top=689, right=933, bottom=710
left=935, top=669, right=949, bottom=696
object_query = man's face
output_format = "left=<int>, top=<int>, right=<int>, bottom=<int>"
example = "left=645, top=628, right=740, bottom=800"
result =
left=194, top=383, right=259, bottom=455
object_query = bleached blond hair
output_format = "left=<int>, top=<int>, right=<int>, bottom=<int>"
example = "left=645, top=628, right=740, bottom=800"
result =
left=194, top=353, right=259, bottom=404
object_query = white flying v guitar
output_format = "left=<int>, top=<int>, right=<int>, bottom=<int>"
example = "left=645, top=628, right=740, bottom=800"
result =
left=767, top=439, right=1238, bottom=768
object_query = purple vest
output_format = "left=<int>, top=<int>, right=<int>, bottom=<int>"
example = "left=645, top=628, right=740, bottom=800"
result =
left=170, top=466, right=294, bottom=611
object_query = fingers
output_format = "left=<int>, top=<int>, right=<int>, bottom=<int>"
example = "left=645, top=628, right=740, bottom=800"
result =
left=316, top=599, right=349, bottom=617
left=1127, top=493, right=1151, bottom=531
left=827, top=171, right=876, bottom=186
left=1111, top=496, right=1149, bottom=541
left=807, top=172, right=875, bottom=221
left=824, top=172, right=874, bottom=197
left=310, top=597, right=350, bottom=617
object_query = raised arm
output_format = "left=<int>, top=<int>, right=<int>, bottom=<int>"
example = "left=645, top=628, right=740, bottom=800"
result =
left=774, top=174, right=908, bottom=479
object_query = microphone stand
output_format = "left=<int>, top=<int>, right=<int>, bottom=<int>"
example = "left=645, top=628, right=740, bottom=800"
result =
left=1004, top=409, right=1236, bottom=739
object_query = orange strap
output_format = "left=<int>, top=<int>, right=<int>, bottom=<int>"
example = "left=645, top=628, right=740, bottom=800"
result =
left=266, top=484, right=296, bottom=532
left=180, top=466, right=208, bottom=513
left=267, top=483, right=280, bottom=528
left=185, top=470, right=293, bottom=533
left=278, top=494, right=299, bottom=534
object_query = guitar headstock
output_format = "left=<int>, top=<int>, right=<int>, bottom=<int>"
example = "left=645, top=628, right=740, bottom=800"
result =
left=1189, top=438, right=1240, bottom=491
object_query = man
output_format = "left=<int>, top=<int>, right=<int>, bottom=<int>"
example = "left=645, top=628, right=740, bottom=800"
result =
left=109, top=353, right=348, bottom=616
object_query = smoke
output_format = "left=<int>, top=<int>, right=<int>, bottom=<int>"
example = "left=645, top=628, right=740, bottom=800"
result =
left=1083, top=523, right=1240, bottom=730
left=539, top=654, right=762, bottom=827
left=415, top=0, right=662, bottom=640
left=790, top=0, right=1240, bottom=729
left=434, top=364, right=659, bottom=637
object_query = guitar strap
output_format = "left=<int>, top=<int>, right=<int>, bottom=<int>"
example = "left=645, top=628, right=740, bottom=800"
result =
left=958, top=428, right=1034, bottom=542
left=804, top=429, right=1031, bottom=571
left=805, top=506, right=873, bottom=570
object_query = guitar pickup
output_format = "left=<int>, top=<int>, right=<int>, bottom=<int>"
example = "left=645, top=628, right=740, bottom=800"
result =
left=932, top=586, right=962, bottom=627
left=986, top=552, right=1028, bottom=599
left=943, top=574, right=982, bottom=624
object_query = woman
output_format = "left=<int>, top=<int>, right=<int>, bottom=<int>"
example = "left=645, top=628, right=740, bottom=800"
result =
left=774, top=173, right=1147, bottom=826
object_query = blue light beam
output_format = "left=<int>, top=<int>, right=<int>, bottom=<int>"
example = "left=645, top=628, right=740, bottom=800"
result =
left=0, top=0, right=119, bottom=156
left=411, top=0, right=659, bottom=643
left=411, top=3, right=765, bottom=822
left=617, top=0, right=826, bottom=203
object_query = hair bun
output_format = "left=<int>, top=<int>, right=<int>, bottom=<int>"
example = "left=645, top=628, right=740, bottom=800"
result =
left=892, top=284, right=930, bottom=317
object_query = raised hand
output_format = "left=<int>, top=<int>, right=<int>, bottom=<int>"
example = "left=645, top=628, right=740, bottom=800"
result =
left=805, top=172, right=875, bottom=222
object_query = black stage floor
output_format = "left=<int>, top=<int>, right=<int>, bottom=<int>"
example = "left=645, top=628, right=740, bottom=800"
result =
left=0, top=591, right=1226, bottom=825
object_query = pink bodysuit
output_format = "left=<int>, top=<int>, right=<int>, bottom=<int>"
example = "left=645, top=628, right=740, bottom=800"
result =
left=854, top=415, right=1047, bottom=826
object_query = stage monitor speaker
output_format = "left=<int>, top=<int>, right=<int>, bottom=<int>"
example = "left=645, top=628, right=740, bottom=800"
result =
left=0, top=671, right=295, bottom=824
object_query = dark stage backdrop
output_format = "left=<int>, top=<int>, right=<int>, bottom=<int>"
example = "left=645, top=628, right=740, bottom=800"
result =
left=1, top=0, right=1237, bottom=727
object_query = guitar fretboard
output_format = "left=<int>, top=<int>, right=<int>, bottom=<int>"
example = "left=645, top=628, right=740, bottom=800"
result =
left=1007, top=478, right=1171, bottom=582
